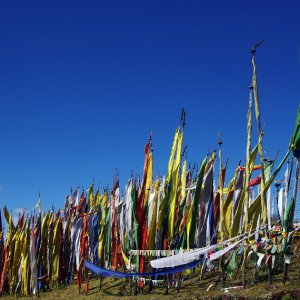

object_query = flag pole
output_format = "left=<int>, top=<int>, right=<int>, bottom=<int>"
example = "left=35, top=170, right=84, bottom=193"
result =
left=251, top=40, right=268, bottom=227
left=218, top=131, right=224, bottom=242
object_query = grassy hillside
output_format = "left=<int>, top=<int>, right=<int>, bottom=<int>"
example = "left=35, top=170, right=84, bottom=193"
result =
left=2, top=256, right=300, bottom=300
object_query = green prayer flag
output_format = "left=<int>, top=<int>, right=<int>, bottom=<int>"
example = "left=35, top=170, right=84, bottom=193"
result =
left=226, top=250, right=238, bottom=279
left=290, top=105, right=300, bottom=159
left=283, top=197, right=295, bottom=233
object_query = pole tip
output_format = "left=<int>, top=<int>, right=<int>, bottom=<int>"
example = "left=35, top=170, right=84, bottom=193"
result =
left=251, top=40, right=264, bottom=54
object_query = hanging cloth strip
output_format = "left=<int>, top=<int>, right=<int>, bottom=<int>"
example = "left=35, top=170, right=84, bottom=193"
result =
left=84, top=257, right=203, bottom=278
left=208, top=225, right=266, bottom=262
left=150, top=229, right=261, bottom=269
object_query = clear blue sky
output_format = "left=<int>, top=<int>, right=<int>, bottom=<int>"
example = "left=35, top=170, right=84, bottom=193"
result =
left=0, top=1, right=299, bottom=218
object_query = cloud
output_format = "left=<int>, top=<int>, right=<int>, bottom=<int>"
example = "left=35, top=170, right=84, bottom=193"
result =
left=13, top=208, right=28, bottom=215
left=12, top=208, right=29, bottom=225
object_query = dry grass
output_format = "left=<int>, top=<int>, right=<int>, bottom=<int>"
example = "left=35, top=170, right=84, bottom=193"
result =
left=2, top=257, right=300, bottom=299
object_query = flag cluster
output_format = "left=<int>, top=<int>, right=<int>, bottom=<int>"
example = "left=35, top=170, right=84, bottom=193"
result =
left=0, top=105, right=298, bottom=297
